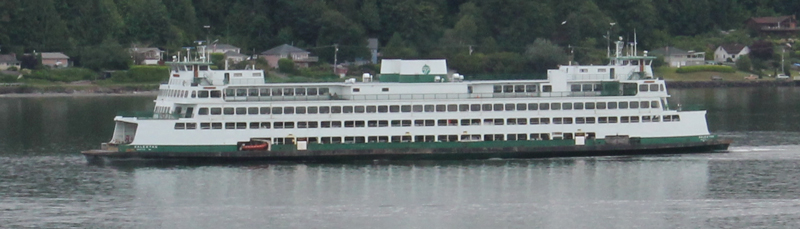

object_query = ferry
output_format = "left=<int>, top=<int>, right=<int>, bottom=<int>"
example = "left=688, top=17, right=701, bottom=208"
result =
left=82, top=41, right=730, bottom=163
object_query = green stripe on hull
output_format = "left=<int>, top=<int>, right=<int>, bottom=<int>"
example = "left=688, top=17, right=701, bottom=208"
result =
left=121, top=135, right=718, bottom=153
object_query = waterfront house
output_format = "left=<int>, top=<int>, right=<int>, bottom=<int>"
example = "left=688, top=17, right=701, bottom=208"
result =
left=130, top=47, right=163, bottom=65
left=40, top=52, right=70, bottom=68
left=260, top=44, right=318, bottom=68
left=714, top=44, right=750, bottom=63
left=224, top=51, right=248, bottom=64
left=0, top=53, right=20, bottom=70
left=649, top=47, right=705, bottom=67
left=201, top=44, right=241, bottom=54
left=746, top=15, right=799, bottom=36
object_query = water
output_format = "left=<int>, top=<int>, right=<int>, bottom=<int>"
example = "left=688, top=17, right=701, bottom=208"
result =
left=2, top=88, right=800, bottom=228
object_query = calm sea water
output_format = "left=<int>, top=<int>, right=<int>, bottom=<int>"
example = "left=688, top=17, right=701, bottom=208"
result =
left=2, top=88, right=800, bottom=228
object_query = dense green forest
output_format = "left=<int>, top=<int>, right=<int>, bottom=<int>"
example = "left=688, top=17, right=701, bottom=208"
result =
left=1, top=0, right=799, bottom=75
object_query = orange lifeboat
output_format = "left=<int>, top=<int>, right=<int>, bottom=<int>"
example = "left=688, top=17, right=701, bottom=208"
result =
left=241, top=143, right=268, bottom=151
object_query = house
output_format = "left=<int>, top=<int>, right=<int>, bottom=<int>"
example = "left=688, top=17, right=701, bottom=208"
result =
left=714, top=44, right=750, bottom=63
left=40, top=52, right=70, bottom=68
left=202, top=44, right=241, bottom=54
left=0, top=53, right=20, bottom=70
left=746, top=15, right=799, bottom=35
left=130, top=47, right=163, bottom=65
left=648, top=47, right=705, bottom=67
left=260, top=44, right=318, bottom=68
left=224, top=51, right=248, bottom=64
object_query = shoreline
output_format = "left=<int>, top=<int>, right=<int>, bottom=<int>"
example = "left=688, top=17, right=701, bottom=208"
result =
left=0, top=80, right=796, bottom=98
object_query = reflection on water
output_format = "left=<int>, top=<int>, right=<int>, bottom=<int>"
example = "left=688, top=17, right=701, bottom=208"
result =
left=3, top=88, right=800, bottom=228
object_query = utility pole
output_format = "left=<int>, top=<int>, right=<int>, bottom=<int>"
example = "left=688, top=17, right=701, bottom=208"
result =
left=607, top=22, right=616, bottom=58
left=204, top=25, right=211, bottom=63
left=333, top=44, right=339, bottom=75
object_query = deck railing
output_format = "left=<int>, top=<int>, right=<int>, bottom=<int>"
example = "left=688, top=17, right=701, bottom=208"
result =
left=221, top=92, right=623, bottom=102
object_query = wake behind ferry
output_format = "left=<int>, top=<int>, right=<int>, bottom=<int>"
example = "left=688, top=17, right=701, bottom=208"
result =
left=82, top=40, right=730, bottom=163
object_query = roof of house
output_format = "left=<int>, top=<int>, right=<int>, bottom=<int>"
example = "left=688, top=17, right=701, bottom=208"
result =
left=130, top=47, right=162, bottom=53
left=224, top=51, right=247, bottom=57
left=260, top=44, right=308, bottom=55
left=749, top=15, right=796, bottom=24
left=0, top=54, right=18, bottom=63
left=649, top=46, right=689, bottom=56
left=40, top=52, right=69, bottom=59
left=719, top=44, right=747, bottom=54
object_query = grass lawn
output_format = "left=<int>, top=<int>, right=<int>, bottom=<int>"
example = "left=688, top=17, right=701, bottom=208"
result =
left=654, top=66, right=761, bottom=81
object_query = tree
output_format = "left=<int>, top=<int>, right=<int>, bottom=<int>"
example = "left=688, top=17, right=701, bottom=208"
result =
left=524, top=38, right=568, bottom=73
left=278, top=58, right=296, bottom=74
left=749, top=40, right=774, bottom=60
left=75, top=39, right=131, bottom=71
left=736, top=55, right=752, bottom=72
left=316, top=10, right=369, bottom=63
left=381, top=33, right=418, bottom=59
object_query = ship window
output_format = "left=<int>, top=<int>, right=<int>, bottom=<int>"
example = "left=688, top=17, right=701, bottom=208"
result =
left=460, top=104, right=470, bottom=112
left=209, top=90, right=220, bottom=98
left=582, top=84, right=592, bottom=92
left=174, top=123, right=186, bottom=129
left=539, top=103, right=549, bottom=110
left=482, top=104, right=493, bottom=111
left=471, top=104, right=481, bottom=112
left=530, top=118, right=540, bottom=125
left=199, top=90, right=209, bottom=98
left=250, top=122, right=259, bottom=129
left=260, top=107, right=270, bottom=114
left=249, top=89, right=259, bottom=97
left=596, top=102, right=606, bottom=109
left=630, top=101, right=639, bottom=109
left=379, top=120, right=388, bottom=127
left=191, top=91, right=197, bottom=98
left=571, top=85, right=581, bottom=92
left=296, top=107, right=306, bottom=114
left=199, top=108, right=209, bottom=115
left=308, top=106, right=318, bottom=114
left=447, top=104, right=458, bottom=112
left=517, top=103, right=527, bottom=111
left=402, top=120, right=412, bottom=127
left=261, top=122, right=271, bottom=129
left=378, top=105, right=388, bottom=113
left=515, top=85, right=525, bottom=92
left=412, top=105, right=423, bottom=112
left=354, top=106, right=365, bottom=113
left=425, top=105, right=435, bottom=112
left=642, top=116, right=651, bottom=122
left=562, top=103, right=572, bottom=110
left=651, top=101, right=659, bottom=108
left=503, top=85, right=513, bottom=93
left=283, top=88, right=293, bottom=96
left=236, top=122, right=246, bottom=129
left=576, top=117, right=585, bottom=124
left=489, top=104, right=500, bottom=111
left=650, top=84, right=659, bottom=91
left=652, top=115, right=660, bottom=122
left=321, top=121, right=331, bottom=128
left=353, top=88, right=360, bottom=92
left=542, top=85, right=552, bottom=92
left=414, top=120, right=424, bottom=126
left=551, top=103, right=561, bottom=110
left=553, top=118, right=563, bottom=124
left=382, top=88, right=389, bottom=92
left=526, top=85, right=537, bottom=92
left=272, top=88, right=282, bottom=96
left=307, top=88, right=318, bottom=95
left=274, top=122, right=284, bottom=129
left=573, top=102, right=583, bottom=110
left=640, top=101, right=650, bottom=108
left=236, top=107, right=246, bottom=115
left=585, top=102, right=595, bottom=110
left=664, top=116, right=673, bottom=122
left=295, top=88, right=306, bottom=95
left=284, top=122, right=295, bottom=128
left=619, top=102, right=628, bottom=109
left=505, top=104, right=515, bottom=111
left=211, top=108, right=222, bottom=115
left=366, top=106, right=377, bottom=113
left=319, top=88, right=330, bottom=95
left=639, top=84, right=648, bottom=92
left=186, top=123, right=196, bottom=129
left=564, top=118, right=573, bottom=124
left=580, top=69, right=588, bottom=73
left=200, top=123, right=211, bottom=129
left=528, top=103, right=538, bottom=110
left=259, top=88, right=270, bottom=96
left=368, top=120, right=378, bottom=127
left=212, top=123, right=222, bottom=129
left=343, top=106, right=354, bottom=113
left=586, top=117, right=596, bottom=124
left=621, top=116, right=630, bottom=123
left=391, top=120, right=401, bottom=127
left=390, top=105, right=400, bottom=113
left=608, top=117, right=618, bottom=123
left=401, top=105, right=411, bottom=112
left=236, top=89, right=247, bottom=96
left=594, top=84, right=603, bottom=91
left=608, top=102, right=617, bottom=109
left=518, top=118, right=527, bottom=125
left=309, top=121, right=318, bottom=128
left=673, top=115, right=680, bottom=121
left=493, top=85, right=502, bottom=93
left=331, top=106, right=342, bottom=113
left=507, top=118, right=517, bottom=125
left=660, top=84, right=665, bottom=91
left=298, top=122, right=308, bottom=128
left=631, top=116, right=640, bottom=123
left=225, top=122, right=235, bottom=129
left=599, top=117, right=608, bottom=123
left=272, top=107, right=282, bottom=114
left=436, top=105, right=447, bottom=112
